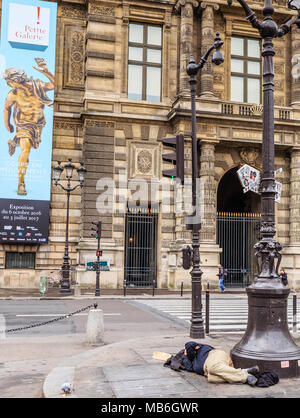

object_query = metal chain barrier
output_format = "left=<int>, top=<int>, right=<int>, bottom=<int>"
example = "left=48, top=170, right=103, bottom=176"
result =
left=0, top=303, right=98, bottom=334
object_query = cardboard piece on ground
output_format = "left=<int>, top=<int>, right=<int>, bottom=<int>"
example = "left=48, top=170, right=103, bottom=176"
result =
left=152, top=351, right=172, bottom=361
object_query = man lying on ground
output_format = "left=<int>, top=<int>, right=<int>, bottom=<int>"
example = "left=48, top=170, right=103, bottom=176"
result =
left=183, top=341, right=259, bottom=386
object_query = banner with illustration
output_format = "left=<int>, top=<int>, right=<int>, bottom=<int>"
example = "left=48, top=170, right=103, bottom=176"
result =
left=0, top=0, right=57, bottom=244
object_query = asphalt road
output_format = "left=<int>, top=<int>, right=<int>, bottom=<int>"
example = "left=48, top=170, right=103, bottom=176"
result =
left=0, top=299, right=187, bottom=398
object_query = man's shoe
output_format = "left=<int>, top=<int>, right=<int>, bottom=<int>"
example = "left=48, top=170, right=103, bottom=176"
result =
left=246, top=365, right=260, bottom=377
left=246, top=375, right=258, bottom=387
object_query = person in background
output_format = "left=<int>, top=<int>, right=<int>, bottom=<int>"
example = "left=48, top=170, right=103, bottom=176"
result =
left=280, top=268, right=288, bottom=286
left=217, top=264, right=227, bottom=292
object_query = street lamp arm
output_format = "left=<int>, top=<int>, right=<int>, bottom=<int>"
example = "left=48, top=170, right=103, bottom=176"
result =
left=277, top=13, right=300, bottom=37
left=54, top=181, right=83, bottom=192
left=196, top=45, right=215, bottom=71
left=227, top=0, right=262, bottom=32
left=70, top=183, right=84, bottom=192
left=187, top=35, right=224, bottom=77
left=54, top=181, right=68, bottom=191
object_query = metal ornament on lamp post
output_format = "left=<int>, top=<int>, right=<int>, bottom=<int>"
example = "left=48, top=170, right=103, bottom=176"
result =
left=53, top=159, right=86, bottom=293
left=227, top=0, right=300, bottom=378
left=186, top=33, right=224, bottom=339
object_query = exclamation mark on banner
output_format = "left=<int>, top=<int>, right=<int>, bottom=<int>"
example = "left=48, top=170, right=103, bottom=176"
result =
left=37, top=7, right=40, bottom=24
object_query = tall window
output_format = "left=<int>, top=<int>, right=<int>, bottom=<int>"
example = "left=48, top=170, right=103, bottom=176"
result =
left=128, top=23, right=162, bottom=102
left=5, top=252, right=35, bottom=269
left=231, top=37, right=261, bottom=104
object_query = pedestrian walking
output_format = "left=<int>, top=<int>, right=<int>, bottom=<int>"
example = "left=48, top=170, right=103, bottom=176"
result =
left=280, top=268, right=288, bottom=286
left=217, top=264, right=227, bottom=292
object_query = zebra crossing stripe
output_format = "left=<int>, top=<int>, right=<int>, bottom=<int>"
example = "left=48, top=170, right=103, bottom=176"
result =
left=135, top=297, right=300, bottom=334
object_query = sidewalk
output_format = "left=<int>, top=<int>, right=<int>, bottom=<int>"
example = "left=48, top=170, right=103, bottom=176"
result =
left=43, top=332, right=300, bottom=399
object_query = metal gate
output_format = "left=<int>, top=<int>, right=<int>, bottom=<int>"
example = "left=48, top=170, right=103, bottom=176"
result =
left=217, top=212, right=261, bottom=287
left=124, top=207, right=158, bottom=287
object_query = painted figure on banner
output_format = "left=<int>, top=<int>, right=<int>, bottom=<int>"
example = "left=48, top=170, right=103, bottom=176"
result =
left=2, top=57, right=54, bottom=196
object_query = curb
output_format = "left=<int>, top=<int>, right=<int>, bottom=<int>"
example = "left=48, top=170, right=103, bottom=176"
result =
left=43, top=366, right=77, bottom=398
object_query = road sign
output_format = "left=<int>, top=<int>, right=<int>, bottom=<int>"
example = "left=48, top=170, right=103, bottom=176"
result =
left=237, top=164, right=260, bottom=194
left=275, top=181, right=282, bottom=203
left=237, top=164, right=282, bottom=203
left=86, top=260, right=110, bottom=271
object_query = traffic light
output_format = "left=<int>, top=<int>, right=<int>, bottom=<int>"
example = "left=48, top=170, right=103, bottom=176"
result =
left=91, top=221, right=101, bottom=239
left=162, top=134, right=184, bottom=185
left=182, top=245, right=192, bottom=270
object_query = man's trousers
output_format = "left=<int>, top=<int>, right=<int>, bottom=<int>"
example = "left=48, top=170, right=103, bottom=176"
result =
left=203, top=349, right=249, bottom=383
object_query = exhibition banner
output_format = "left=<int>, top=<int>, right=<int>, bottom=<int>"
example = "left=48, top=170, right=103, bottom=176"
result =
left=0, top=0, right=57, bottom=244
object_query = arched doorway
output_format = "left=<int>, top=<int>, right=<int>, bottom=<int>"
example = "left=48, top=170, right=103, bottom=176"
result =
left=217, top=167, right=261, bottom=287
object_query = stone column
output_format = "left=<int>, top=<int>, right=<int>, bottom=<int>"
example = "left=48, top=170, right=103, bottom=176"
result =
left=282, top=148, right=300, bottom=291
left=199, top=141, right=217, bottom=243
left=198, top=140, right=221, bottom=289
left=289, top=149, right=300, bottom=245
left=175, top=0, right=199, bottom=95
left=291, top=26, right=300, bottom=107
left=200, top=2, right=218, bottom=97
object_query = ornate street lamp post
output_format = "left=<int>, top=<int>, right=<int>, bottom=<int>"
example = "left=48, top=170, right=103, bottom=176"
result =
left=227, top=0, right=300, bottom=377
left=186, top=33, right=224, bottom=338
left=53, top=159, right=86, bottom=293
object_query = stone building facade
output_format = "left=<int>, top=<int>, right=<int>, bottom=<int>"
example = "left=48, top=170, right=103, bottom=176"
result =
left=1, top=0, right=300, bottom=290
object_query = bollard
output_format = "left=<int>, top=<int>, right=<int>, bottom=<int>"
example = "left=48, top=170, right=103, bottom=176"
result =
left=74, top=284, right=81, bottom=297
left=205, top=282, right=210, bottom=335
left=181, top=282, right=183, bottom=297
left=293, top=293, right=297, bottom=334
left=86, top=308, right=104, bottom=345
left=39, top=276, right=48, bottom=294
left=152, top=279, right=155, bottom=297
left=124, top=279, right=127, bottom=297
left=0, top=314, right=6, bottom=340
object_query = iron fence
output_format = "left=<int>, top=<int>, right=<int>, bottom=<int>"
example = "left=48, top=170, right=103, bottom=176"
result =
left=217, top=212, right=261, bottom=287
left=124, top=207, right=158, bottom=287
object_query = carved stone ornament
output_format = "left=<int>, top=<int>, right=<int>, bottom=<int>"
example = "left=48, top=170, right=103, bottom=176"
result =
left=239, top=147, right=260, bottom=166
left=174, top=0, right=199, bottom=13
left=129, top=143, right=159, bottom=179
left=250, top=104, right=263, bottom=115
left=89, top=4, right=115, bottom=16
left=200, top=1, right=220, bottom=10
left=137, top=150, right=153, bottom=175
left=69, top=31, right=85, bottom=84
left=64, top=26, right=85, bottom=89
left=60, top=5, right=86, bottom=19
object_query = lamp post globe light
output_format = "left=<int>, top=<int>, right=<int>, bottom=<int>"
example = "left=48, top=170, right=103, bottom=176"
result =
left=227, top=0, right=300, bottom=378
left=186, top=33, right=224, bottom=339
left=53, top=159, right=86, bottom=293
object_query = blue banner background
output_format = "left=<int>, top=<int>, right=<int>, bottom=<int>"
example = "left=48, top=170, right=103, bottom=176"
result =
left=0, top=0, right=57, bottom=201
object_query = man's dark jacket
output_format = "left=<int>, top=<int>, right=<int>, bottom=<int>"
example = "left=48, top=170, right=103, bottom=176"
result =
left=164, top=341, right=214, bottom=375
left=185, top=341, right=214, bottom=375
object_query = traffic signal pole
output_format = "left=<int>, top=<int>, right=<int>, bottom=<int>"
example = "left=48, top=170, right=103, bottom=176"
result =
left=186, top=33, right=224, bottom=339
left=92, top=221, right=102, bottom=296
left=95, top=233, right=101, bottom=297
left=187, top=57, right=205, bottom=339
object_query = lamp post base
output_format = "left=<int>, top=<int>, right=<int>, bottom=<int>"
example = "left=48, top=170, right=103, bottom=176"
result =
left=231, top=286, right=300, bottom=378
left=60, top=289, right=71, bottom=294
left=60, top=279, right=71, bottom=294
